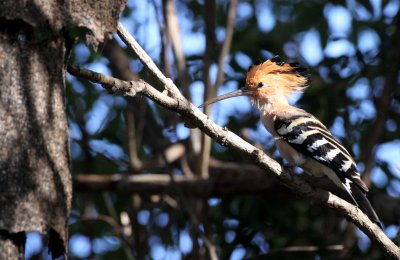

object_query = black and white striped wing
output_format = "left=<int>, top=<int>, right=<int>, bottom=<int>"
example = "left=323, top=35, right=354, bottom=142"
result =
left=274, top=113, right=368, bottom=193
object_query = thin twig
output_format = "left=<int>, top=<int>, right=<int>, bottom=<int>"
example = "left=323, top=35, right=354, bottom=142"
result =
left=197, top=3, right=237, bottom=252
left=247, top=244, right=344, bottom=259
left=196, top=0, right=216, bottom=178
left=79, top=214, right=135, bottom=259
left=171, top=176, right=219, bottom=260
left=265, top=244, right=344, bottom=254
left=151, top=0, right=172, bottom=78
left=116, top=22, right=181, bottom=98
left=126, top=105, right=142, bottom=170
left=197, top=0, right=237, bottom=178
left=102, top=38, right=164, bottom=165
left=67, top=65, right=177, bottom=107
left=361, top=15, right=400, bottom=187
left=214, top=0, right=237, bottom=89
left=163, top=0, right=191, bottom=98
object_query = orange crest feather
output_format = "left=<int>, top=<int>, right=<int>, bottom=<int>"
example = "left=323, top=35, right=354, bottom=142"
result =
left=246, top=56, right=309, bottom=97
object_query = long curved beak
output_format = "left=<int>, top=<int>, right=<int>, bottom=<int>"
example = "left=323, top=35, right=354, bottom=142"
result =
left=199, top=87, right=253, bottom=108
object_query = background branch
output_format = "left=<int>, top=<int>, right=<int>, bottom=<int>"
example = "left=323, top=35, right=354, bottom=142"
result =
left=162, top=0, right=191, bottom=98
left=361, top=14, right=400, bottom=187
left=196, top=0, right=237, bottom=178
left=73, top=171, right=400, bottom=226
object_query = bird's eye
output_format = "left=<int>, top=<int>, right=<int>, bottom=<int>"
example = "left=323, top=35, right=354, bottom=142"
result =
left=257, top=82, right=265, bottom=88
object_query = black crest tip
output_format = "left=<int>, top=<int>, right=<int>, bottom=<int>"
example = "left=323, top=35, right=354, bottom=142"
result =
left=287, top=62, right=310, bottom=81
left=270, top=55, right=285, bottom=66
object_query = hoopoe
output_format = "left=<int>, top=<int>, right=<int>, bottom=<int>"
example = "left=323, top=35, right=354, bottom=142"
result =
left=201, top=56, right=382, bottom=228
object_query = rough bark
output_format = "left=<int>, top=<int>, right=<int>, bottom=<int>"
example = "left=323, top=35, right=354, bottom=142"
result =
left=0, top=23, right=71, bottom=258
left=0, top=0, right=126, bottom=257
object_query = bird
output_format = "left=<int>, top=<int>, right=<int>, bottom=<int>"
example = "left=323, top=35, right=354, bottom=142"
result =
left=200, top=55, right=382, bottom=228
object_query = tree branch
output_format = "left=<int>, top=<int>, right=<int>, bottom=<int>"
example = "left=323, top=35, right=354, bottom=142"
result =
left=361, top=29, right=400, bottom=187
left=196, top=0, right=237, bottom=177
left=162, top=0, right=191, bottom=98
left=73, top=171, right=271, bottom=196
left=66, top=23, right=400, bottom=258
left=214, top=0, right=237, bottom=89
left=196, top=0, right=217, bottom=178
left=72, top=171, right=400, bottom=226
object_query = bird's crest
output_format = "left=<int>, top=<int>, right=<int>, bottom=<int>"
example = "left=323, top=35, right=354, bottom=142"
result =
left=246, top=56, right=310, bottom=96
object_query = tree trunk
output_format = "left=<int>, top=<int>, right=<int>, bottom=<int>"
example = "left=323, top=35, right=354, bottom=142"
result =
left=0, top=0, right=126, bottom=258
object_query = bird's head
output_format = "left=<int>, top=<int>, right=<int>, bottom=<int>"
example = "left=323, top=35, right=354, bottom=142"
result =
left=200, top=56, right=309, bottom=108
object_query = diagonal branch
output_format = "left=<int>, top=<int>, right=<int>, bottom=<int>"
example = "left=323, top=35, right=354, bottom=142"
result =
left=66, top=24, right=400, bottom=258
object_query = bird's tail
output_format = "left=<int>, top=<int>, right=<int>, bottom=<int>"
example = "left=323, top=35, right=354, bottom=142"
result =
left=349, top=183, right=383, bottom=229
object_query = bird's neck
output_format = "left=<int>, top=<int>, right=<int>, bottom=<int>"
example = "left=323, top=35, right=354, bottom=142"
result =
left=252, top=95, right=290, bottom=117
